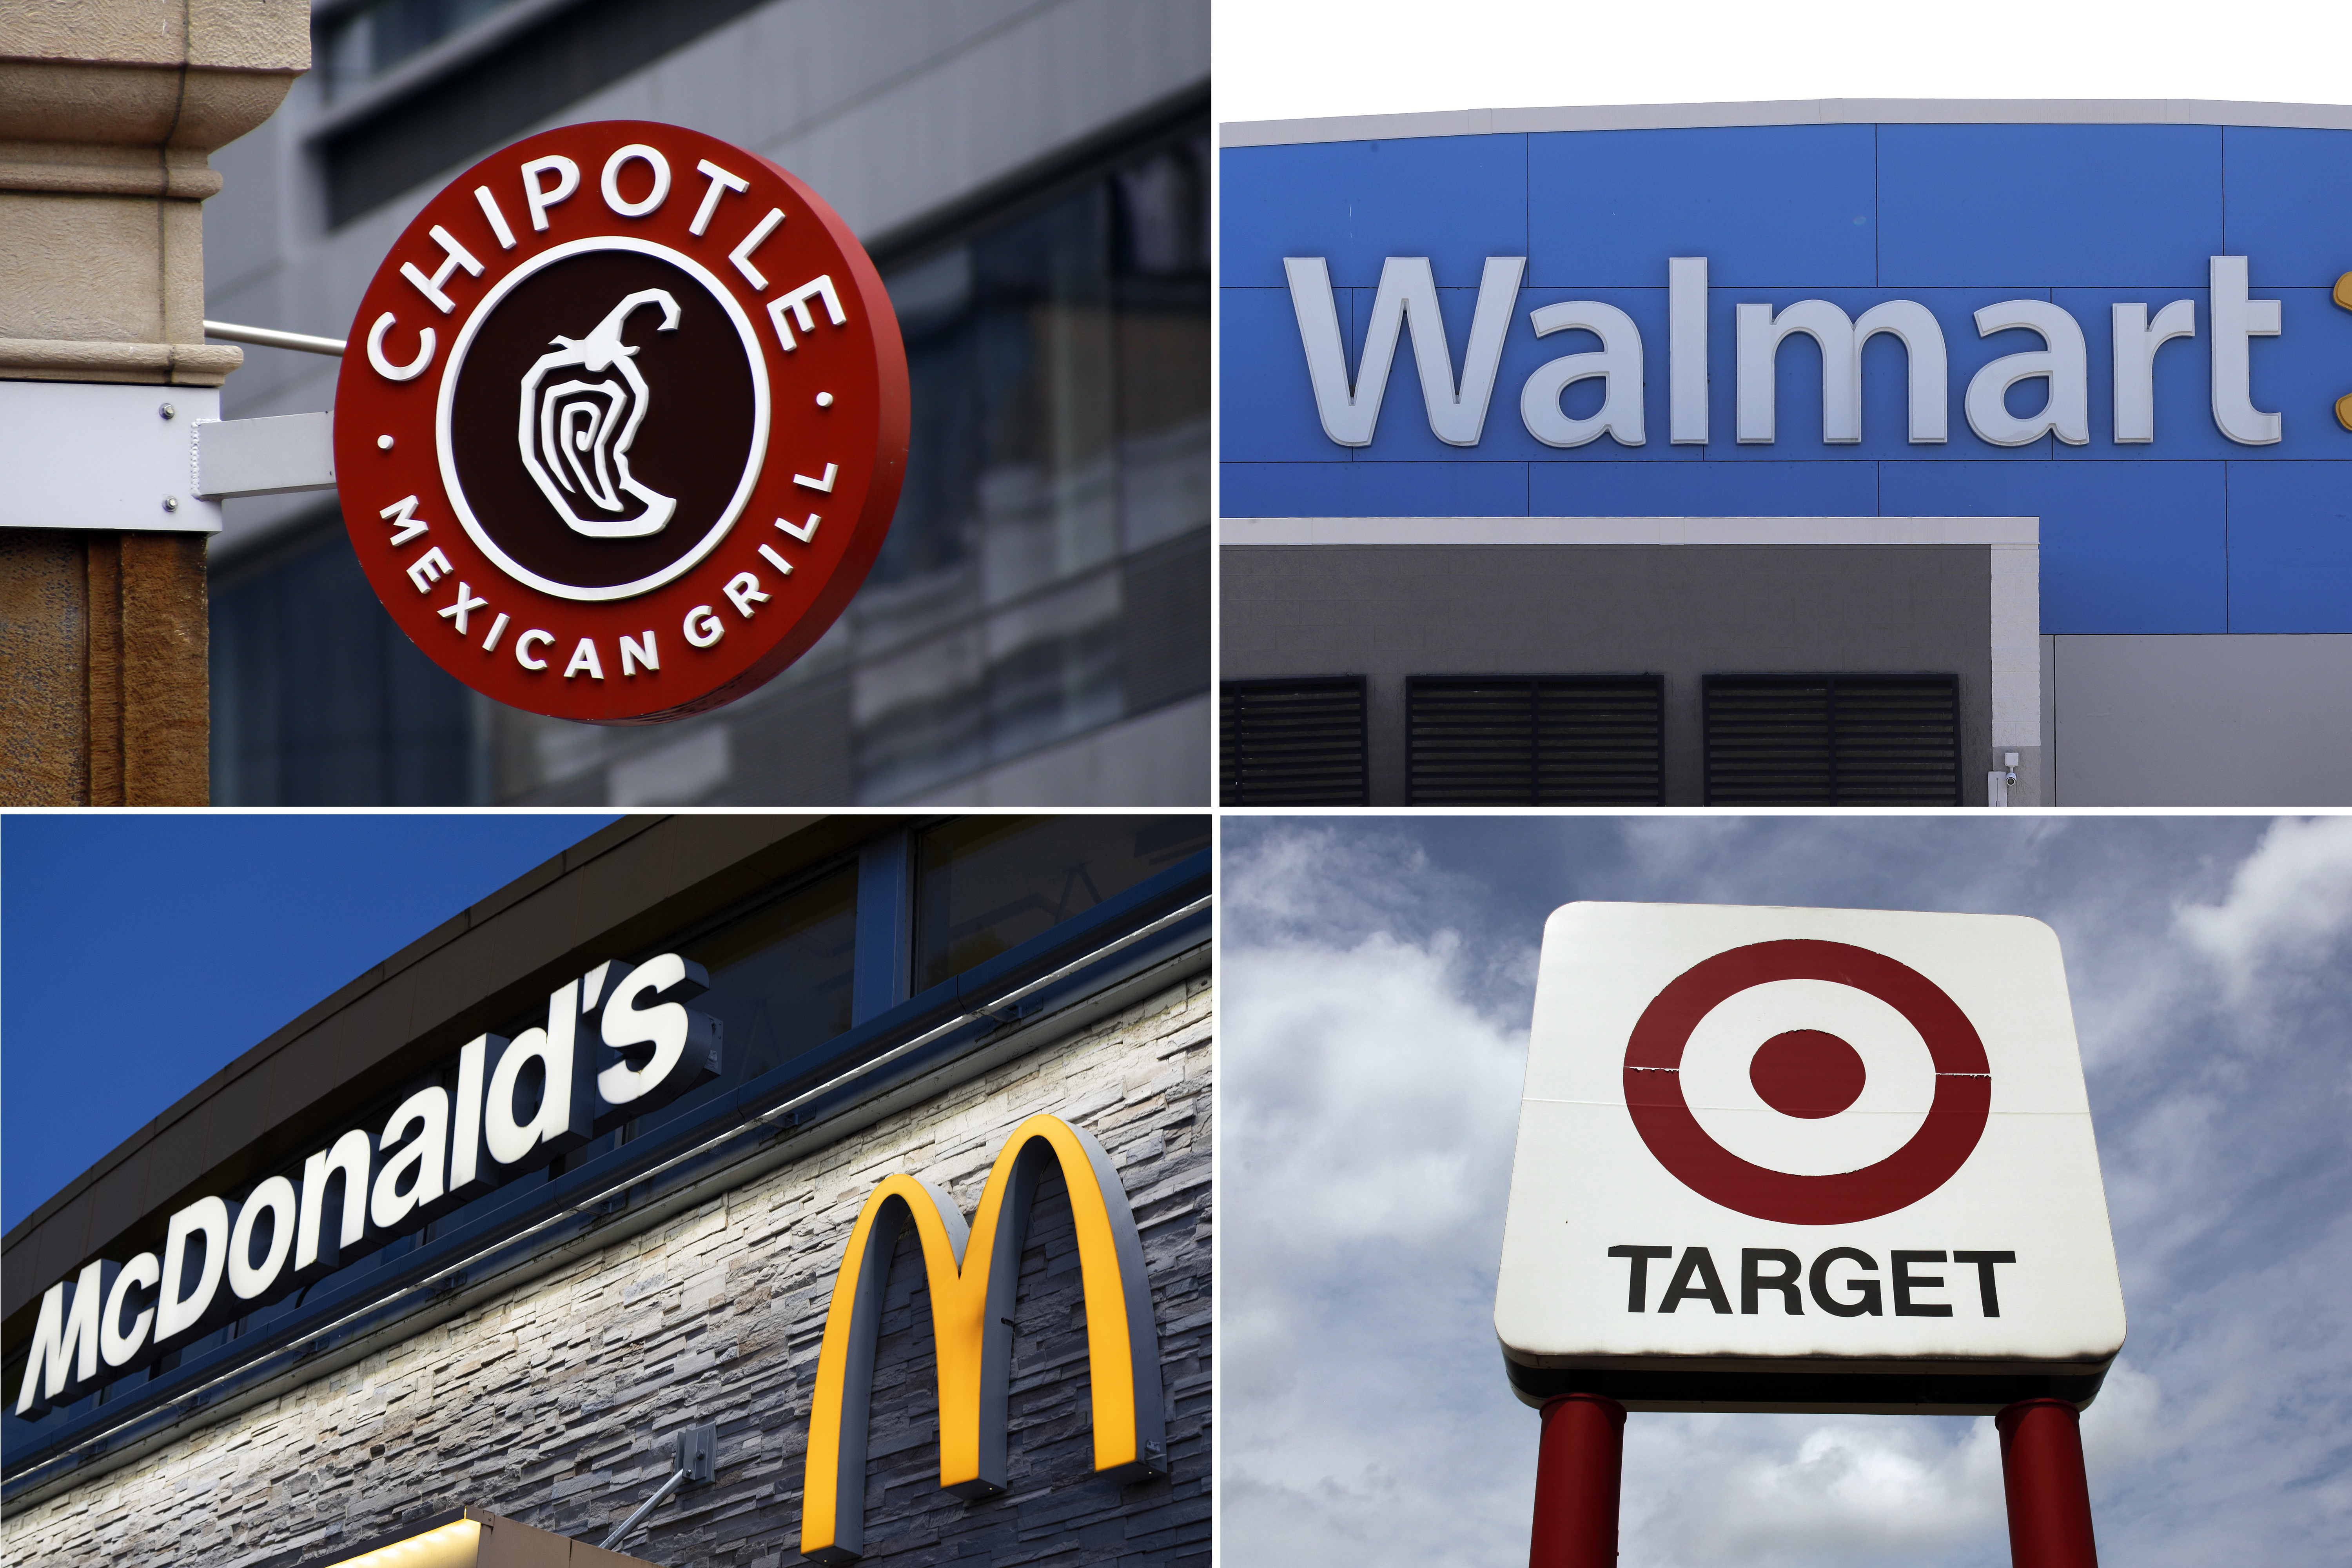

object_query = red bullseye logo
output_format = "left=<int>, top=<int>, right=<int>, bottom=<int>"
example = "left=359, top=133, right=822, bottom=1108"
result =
left=1622, top=940, right=1991, bottom=1224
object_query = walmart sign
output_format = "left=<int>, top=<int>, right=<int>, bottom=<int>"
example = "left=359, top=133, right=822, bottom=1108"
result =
left=1220, top=116, right=2352, bottom=633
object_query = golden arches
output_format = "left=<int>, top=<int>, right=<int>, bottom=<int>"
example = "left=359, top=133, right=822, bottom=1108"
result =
left=799, top=1114, right=1165, bottom=1563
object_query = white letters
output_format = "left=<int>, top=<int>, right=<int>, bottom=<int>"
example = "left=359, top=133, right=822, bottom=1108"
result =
left=1287, top=251, right=2285, bottom=453
left=768, top=275, right=848, bottom=352
left=731, top=207, right=786, bottom=290
left=400, top=225, right=484, bottom=314
left=101, top=1253, right=158, bottom=1369
left=370, top=1087, right=450, bottom=1230
left=1737, top=298, right=1947, bottom=444
left=380, top=494, right=430, bottom=548
left=14, top=1262, right=110, bottom=1414
left=25, top=952, right=731, bottom=1410
left=2112, top=299, right=2196, bottom=443
left=620, top=630, right=658, bottom=676
left=406, top=546, right=452, bottom=594
left=690, top=159, right=749, bottom=237
left=725, top=571, right=768, bottom=617
left=485, top=981, right=592, bottom=1168
left=156, top=1196, right=232, bottom=1344
left=1520, top=300, right=1645, bottom=448
left=297, top=1129, right=372, bottom=1273
left=1669, top=257, right=1708, bottom=444
left=684, top=604, right=724, bottom=648
left=600, top=144, right=671, bottom=218
left=1967, top=301, right=2088, bottom=446
left=437, top=581, right=489, bottom=635
left=473, top=185, right=517, bottom=250
left=366, top=313, right=434, bottom=382
left=596, top=955, right=719, bottom=1106
left=1286, top=255, right=1524, bottom=447
left=515, top=628, right=554, bottom=670
left=448, top=1035, right=496, bottom=1194
left=564, top=637, right=605, bottom=680
left=2209, top=255, right=2282, bottom=445
left=521, top=155, right=580, bottom=231
left=227, top=1176, right=297, bottom=1301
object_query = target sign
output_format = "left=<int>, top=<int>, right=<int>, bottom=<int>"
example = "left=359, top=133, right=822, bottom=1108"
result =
left=333, top=121, right=909, bottom=723
left=1495, top=902, right=2126, bottom=1416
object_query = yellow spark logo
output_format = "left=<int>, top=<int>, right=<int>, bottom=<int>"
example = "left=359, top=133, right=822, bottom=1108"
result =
left=2337, top=272, right=2352, bottom=432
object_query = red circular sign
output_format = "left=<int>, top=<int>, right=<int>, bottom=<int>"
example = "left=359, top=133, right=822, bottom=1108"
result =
left=1749, top=1030, right=1867, bottom=1119
left=334, top=121, right=909, bottom=722
left=1621, top=940, right=1991, bottom=1224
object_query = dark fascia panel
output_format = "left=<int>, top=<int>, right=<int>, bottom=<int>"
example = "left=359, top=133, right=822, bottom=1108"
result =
left=1503, top=1355, right=2111, bottom=1416
left=0, top=813, right=900, bottom=1341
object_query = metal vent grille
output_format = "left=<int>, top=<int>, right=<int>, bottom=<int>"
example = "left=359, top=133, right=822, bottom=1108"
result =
left=1220, top=678, right=1368, bottom=804
left=1408, top=677, right=1664, bottom=805
left=1704, top=675, right=1961, bottom=805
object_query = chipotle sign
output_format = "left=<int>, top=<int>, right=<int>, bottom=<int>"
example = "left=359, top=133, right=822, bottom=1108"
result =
left=334, top=121, right=909, bottom=721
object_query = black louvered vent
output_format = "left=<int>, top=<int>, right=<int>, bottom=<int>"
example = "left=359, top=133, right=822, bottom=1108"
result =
left=1704, top=675, right=1960, bottom=806
left=1220, top=678, right=1368, bottom=805
left=1408, top=677, right=1664, bottom=806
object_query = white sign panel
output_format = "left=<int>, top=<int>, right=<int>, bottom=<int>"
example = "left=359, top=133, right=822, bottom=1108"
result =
left=1495, top=902, right=2125, bottom=1414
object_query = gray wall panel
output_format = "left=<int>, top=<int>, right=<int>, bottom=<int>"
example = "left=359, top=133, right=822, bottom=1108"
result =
left=1222, top=545, right=1992, bottom=805
left=2049, top=635, right=2352, bottom=805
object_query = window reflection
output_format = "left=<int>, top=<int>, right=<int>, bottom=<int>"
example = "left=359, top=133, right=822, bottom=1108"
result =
left=911, top=814, right=1209, bottom=992
left=856, top=130, right=1209, bottom=800
left=319, top=0, right=523, bottom=98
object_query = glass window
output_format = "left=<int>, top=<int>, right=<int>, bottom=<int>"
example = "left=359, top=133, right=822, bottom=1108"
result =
left=210, top=519, right=476, bottom=806
left=911, top=815, right=1208, bottom=992
left=318, top=0, right=525, bottom=100
left=659, top=861, right=860, bottom=1106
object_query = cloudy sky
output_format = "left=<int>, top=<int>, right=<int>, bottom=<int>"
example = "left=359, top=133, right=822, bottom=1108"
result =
left=1218, top=814, right=2352, bottom=1568
left=1218, top=0, right=2352, bottom=122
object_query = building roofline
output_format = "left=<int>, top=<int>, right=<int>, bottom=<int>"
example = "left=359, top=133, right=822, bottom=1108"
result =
left=0, top=813, right=897, bottom=1337
left=1218, top=96, right=2352, bottom=149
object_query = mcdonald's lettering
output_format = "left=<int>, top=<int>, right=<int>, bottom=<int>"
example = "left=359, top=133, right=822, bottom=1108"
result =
left=799, top=1114, right=1167, bottom=1564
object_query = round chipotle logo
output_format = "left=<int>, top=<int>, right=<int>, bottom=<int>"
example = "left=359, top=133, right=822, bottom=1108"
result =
left=334, top=122, right=909, bottom=722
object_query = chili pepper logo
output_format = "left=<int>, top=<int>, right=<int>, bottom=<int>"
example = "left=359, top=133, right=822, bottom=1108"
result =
left=519, top=288, right=681, bottom=538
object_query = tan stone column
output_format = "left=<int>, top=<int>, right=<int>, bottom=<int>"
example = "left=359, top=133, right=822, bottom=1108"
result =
left=0, top=1, right=306, bottom=804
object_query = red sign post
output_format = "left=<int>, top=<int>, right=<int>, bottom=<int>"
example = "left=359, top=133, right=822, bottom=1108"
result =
left=334, top=121, right=909, bottom=722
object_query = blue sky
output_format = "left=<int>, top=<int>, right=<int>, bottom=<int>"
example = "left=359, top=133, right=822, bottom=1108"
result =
left=1218, top=814, right=2352, bottom=1568
left=0, top=813, right=618, bottom=1232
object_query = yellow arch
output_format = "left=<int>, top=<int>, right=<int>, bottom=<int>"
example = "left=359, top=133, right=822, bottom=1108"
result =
left=800, top=1113, right=1164, bottom=1563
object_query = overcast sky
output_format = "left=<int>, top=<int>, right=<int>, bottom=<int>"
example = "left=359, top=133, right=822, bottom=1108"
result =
left=1217, top=0, right=2352, bottom=124
left=1219, top=814, right=2352, bottom=1568
left=0, top=813, right=617, bottom=1232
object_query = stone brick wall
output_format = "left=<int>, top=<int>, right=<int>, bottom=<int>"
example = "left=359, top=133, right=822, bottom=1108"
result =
left=2, top=974, right=1211, bottom=1568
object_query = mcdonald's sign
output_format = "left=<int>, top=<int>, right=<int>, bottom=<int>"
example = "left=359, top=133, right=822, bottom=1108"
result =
left=800, top=1114, right=1168, bottom=1563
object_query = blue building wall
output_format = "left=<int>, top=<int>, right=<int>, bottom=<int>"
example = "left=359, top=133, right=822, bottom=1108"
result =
left=1219, top=123, right=2352, bottom=633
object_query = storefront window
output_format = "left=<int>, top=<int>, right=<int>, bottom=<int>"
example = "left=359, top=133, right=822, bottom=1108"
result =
left=911, top=814, right=1208, bottom=992
left=631, top=862, right=860, bottom=1128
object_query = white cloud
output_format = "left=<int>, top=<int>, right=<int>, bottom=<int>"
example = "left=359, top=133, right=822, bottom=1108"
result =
left=1220, top=816, right=2352, bottom=1568
left=1627, top=1413, right=2002, bottom=1567
left=2175, top=816, right=2352, bottom=996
